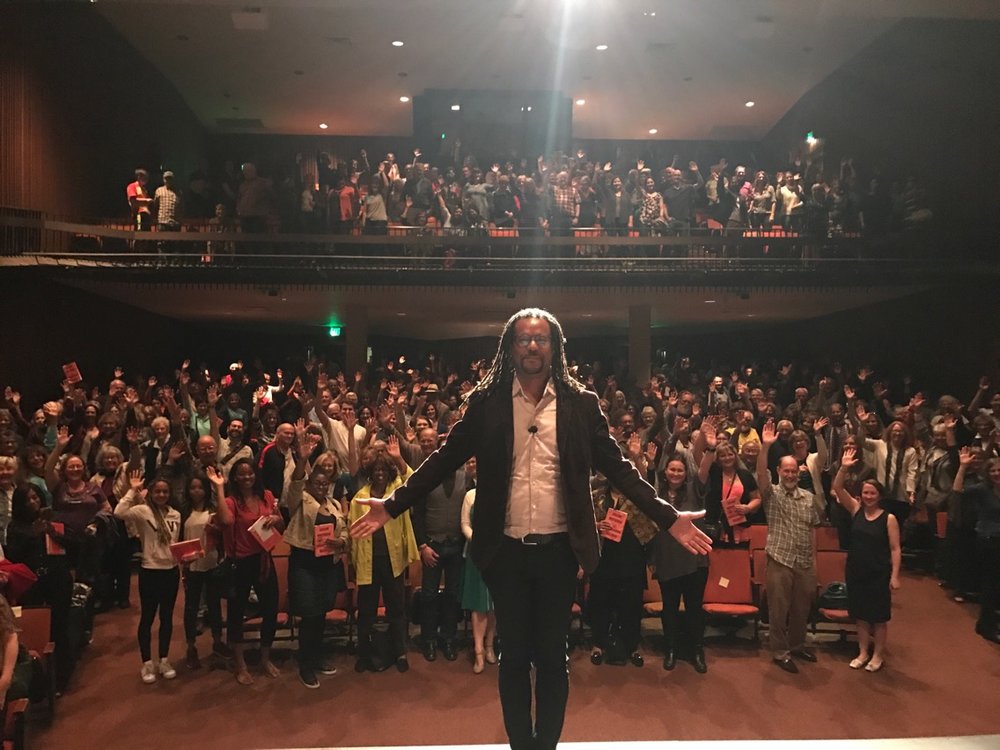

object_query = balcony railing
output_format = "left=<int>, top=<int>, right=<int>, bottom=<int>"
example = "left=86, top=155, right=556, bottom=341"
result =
left=1, top=208, right=976, bottom=285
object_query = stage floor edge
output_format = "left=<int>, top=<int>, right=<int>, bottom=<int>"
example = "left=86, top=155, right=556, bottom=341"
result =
left=284, top=737, right=1000, bottom=750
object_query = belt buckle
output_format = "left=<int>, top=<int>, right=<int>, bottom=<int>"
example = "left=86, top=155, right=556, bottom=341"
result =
left=520, top=534, right=540, bottom=546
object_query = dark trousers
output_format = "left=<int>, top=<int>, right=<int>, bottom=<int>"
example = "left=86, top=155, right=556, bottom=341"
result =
left=587, top=574, right=644, bottom=653
left=976, top=536, right=1000, bottom=631
left=420, top=539, right=464, bottom=644
left=658, top=567, right=709, bottom=649
left=22, top=565, right=74, bottom=688
left=104, top=525, right=133, bottom=605
left=357, top=555, right=407, bottom=660
left=298, top=615, right=326, bottom=670
left=482, top=535, right=578, bottom=750
left=945, top=521, right=980, bottom=594
left=227, top=554, right=278, bottom=647
left=183, top=568, right=224, bottom=643
left=138, top=567, right=180, bottom=662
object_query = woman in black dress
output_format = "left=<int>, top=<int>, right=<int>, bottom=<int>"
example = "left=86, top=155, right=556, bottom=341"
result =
left=832, top=447, right=901, bottom=672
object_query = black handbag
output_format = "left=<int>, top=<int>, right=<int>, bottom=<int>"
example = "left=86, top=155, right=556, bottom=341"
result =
left=818, top=581, right=849, bottom=609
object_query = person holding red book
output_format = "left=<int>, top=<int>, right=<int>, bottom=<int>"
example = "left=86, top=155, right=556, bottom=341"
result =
left=283, top=421, right=348, bottom=689
left=208, top=460, right=285, bottom=685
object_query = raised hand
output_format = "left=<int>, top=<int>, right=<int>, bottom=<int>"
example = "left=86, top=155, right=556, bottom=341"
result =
left=126, top=426, right=140, bottom=445
left=129, top=469, right=144, bottom=492
left=979, top=375, right=991, bottom=391
left=761, top=419, right=777, bottom=445
left=958, top=446, right=975, bottom=467
left=703, top=426, right=718, bottom=449
left=114, top=367, right=124, bottom=379
left=343, top=409, right=357, bottom=431
left=813, top=416, right=830, bottom=432
left=148, top=375, right=158, bottom=388
left=843, top=384, right=855, bottom=400
left=855, top=403, right=870, bottom=423
left=387, top=435, right=402, bottom=460
left=205, top=465, right=225, bottom=488
left=626, top=432, right=642, bottom=460
left=56, top=425, right=70, bottom=448
left=840, top=446, right=858, bottom=469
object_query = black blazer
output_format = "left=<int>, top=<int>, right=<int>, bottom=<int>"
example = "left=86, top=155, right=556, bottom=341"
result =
left=384, top=379, right=679, bottom=574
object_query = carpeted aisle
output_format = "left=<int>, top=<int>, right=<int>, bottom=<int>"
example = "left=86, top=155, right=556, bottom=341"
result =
left=29, top=571, right=1000, bottom=749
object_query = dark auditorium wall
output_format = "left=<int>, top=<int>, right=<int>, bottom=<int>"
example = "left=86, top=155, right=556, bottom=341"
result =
left=760, top=19, right=1000, bottom=249
left=0, top=277, right=189, bottom=406
left=0, top=4, right=207, bottom=219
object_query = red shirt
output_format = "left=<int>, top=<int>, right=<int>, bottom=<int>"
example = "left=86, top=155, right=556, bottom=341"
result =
left=221, top=491, right=278, bottom=559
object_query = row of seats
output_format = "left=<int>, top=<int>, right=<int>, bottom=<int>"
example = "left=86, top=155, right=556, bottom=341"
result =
left=641, top=525, right=853, bottom=642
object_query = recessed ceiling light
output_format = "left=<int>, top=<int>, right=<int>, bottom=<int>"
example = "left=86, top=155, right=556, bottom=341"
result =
left=643, top=11, right=657, bottom=17
left=399, top=95, right=410, bottom=103
left=745, top=100, right=755, bottom=108
left=527, top=106, right=532, bottom=112
left=575, top=99, right=586, bottom=106
left=648, top=128, right=658, bottom=135
left=318, top=123, right=328, bottom=129
left=396, top=312, right=407, bottom=317
left=391, top=40, right=404, bottom=47
left=451, top=104, right=461, bottom=111
left=704, top=299, right=717, bottom=304
left=595, top=44, right=608, bottom=51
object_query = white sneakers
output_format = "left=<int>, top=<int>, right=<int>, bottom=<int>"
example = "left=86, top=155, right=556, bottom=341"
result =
left=141, top=658, right=177, bottom=683
left=158, top=658, right=177, bottom=679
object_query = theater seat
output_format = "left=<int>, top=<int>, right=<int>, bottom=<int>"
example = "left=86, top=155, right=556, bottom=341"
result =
left=702, top=549, right=759, bottom=640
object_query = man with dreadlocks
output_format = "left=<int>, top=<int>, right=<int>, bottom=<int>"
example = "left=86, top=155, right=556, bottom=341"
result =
left=352, top=308, right=711, bottom=750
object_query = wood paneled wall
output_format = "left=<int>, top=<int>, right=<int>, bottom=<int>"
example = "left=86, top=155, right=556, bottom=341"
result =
left=0, top=4, right=207, bottom=219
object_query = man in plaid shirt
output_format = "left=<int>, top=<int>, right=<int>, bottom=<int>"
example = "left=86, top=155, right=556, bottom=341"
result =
left=758, top=419, right=827, bottom=673
left=545, top=172, right=578, bottom=253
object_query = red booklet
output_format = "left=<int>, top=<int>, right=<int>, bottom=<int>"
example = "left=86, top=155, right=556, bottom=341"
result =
left=248, top=516, right=280, bottom=552
left=62, top=362, right=83, bottom=384
left=169, top=539, right=205, bottom=564
left=599, top=507, right=628, bottom=543
left=314, top=523, right=336, bottom=558
left=722, top=496, right=747, bottom=527
left=45, top=522, right=66, bottom=556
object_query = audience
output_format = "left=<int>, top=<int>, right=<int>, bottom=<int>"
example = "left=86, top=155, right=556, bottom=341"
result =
left=0, top=340, right=996, bottom=703
left=117, top=143, right=934, bottom=261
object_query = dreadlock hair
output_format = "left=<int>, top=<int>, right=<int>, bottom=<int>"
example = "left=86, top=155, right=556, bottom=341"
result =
left=469, top=308, right=584, bottom=404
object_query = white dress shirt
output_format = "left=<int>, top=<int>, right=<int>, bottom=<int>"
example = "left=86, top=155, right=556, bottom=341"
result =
left=505, top=377, right=567, bottom=538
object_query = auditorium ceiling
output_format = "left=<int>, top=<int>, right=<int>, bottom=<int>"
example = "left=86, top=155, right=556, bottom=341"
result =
left=97, top=0, right=1000, bottom=140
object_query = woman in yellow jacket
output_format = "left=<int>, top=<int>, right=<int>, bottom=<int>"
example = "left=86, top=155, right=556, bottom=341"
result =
left=349, top=437, right=417, bottom=673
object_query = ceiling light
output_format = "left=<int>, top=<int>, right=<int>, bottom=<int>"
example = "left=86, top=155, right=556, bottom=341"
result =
left=575, top=99, right=586, bottom=106
left=745, top=100, right=755, bottom=107
left=391, top=40, right=404, bottom=47
left=451, top=104, right=461, bottom=111
left=318, top=123, right=328, bottom=129
left=648, top=128, right=658, bottom=135
left=399, top=96, right=410, bottom=103
left=704, top=299, right=717, bottom=304
left=527, top=106, right=532, bottom=112
left=595, top=44, right=608, bottom=51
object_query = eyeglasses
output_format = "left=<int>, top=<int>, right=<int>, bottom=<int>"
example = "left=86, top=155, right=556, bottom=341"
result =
left=513, top=335, right=551, bottom=348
